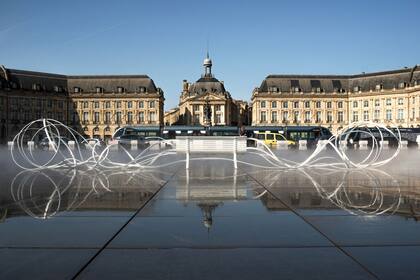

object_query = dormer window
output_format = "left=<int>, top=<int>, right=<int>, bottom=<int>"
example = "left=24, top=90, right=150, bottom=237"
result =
left=139, top=86, right=146, bottom=93
left=375, top=84, right=383, bottom=91
left=291, top=80, right=301, bottom=93
left=398, top=82, right=407, bottom=89
left=353, top=86, right=361, bottom=92
left=313, top=87, right=322, bottom=93
left=117, top=86, right=125, bottom=93
left=54, top=86, right=62, bottom=93
left=96, top=87, right=103, bottom=93
left=74, top=87, right=81, bottom=93
left=32, top=83, right=41, bottom=91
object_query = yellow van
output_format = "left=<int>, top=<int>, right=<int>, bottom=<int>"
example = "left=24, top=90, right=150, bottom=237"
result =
left=255, top=131, right=296, bottom=146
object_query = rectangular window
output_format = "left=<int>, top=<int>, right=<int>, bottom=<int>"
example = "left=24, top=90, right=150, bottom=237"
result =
left=282, top=111, right=289, bottom=122
left=386, top=98, right=392, bottom=106
left=363, top=110, right=369, bottom=121
left=260, top=111, right=267, bottom=122
left=338, top=111, right=344, bottom=123
left=293, top=101, right=299, bottom=109
left=116, top=101, right=121, bottom=108
left=352, top=111, right=358, bottom=122
left=94, top=101, right=99, bottom=109
left=271, top=101, right=277, bottom=108
left=149, top=111, right=156, bottom=122
left=127, top=112, right=133, bottom=123
left=304, top=101, right=310, bottom=108
left=215, top=114, right=222, bottom=124
left=94, top=112, right=100, bottom=124
left=316, top=111, right=321, bottom=123
left=305, top=111, right=311, bottom=122
left=116, top=111, right=122, bottom=124
left=105, top=101, right=110, bottom=109
left=386, top=109, right=392, bottom=120
left=128, top=101, right=133, bottom=108
left=316, top=101, right=321, bottom=109
left=374, top=109, right=380, bottom=120
left=193, top=113, right=200, bottom=124
left=149, top=101, right=155, bottom=109
left=215, top=104, right=221, bottom=111
left=139, top=101, right=144, bottom=108
left=397, top=109, right=404, bottom=120
left=337, top=101, right=343, bottom=109
left=398, top=98, right=404, bottom=105
left=282, top=101, right=288, bottom=109
left=271, top=111, right=277, bottom=122
left=138, top=112, right=144, bottom=123
left=327, top=111, right=332, bottom=123
left=353, top=101, right=358, bottom=108
left=105, top=112, right=111, bottom=123
left=363, top=100, right=369, bottom=107
left=293, top=111, right=300, bottom=122
left=193, top=104, right=200, bottom=112
left=83, top=112, right=89, bottom=123
left=374, top=99, right=380, bottom=107
left=326, top=102, right=332, bottom=109
left=260, top=101, right=266, bottom=108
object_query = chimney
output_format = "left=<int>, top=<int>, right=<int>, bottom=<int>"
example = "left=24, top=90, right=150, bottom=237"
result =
left=183, top=80, right=188, bottom=91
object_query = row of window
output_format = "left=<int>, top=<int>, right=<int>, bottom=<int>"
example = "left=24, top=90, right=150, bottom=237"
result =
left=351, top=109, right=406, bottom=122
left=80, top=111, right=157, bottom=123
left=192, top=104, right=223, bottom=112
left=75, top=100, right=156, bottom=109
left=260, top=100, right=343, bottom=109
left=193, top=113, right=223, bottom=124
left=259, top=111, right=341, bottom=123
left=73, top=86, right=148, bottom=94
left=352, top=98, right=406, bottom=108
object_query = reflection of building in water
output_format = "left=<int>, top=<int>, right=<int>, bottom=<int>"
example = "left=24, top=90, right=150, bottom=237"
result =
left=2, top=170, right=163, bottom=220
left=176, top=166, right=248, bottom=230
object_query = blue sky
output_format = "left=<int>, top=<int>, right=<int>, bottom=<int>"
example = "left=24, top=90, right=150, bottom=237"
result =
left=1, top=0, right=419, bottom=109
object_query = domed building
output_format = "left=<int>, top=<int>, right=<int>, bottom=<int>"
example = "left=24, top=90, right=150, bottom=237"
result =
left=165, top=54, right=249, bottom=126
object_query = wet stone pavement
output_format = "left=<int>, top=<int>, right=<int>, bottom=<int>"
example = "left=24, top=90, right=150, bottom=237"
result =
left=0, top=150, right=420, bottom=279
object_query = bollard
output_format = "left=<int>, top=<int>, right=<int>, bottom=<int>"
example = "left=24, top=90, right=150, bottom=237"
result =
left=317, top=140, right=328, bottom=150
left=130, top=140, right=138, bottom=150
left=339, top=140, right=347, bottom=150
left=27, top=141, right=35, bottom=151
left=68, top=141, right=75, bottom=150
left=7, top=141, right=13, bottom=150
left=401, top=140, right=408, bottom=149
left=298, top=140, right=307, bottom=150
left=278, top=140, right=288, bottom=150
left=48, top=141, right=56, bottom=151
left=358, top=140, right=368, bottom=150
left=379, top=140, right=389, bottom=149
left=416, top=135, right=420, bottom=149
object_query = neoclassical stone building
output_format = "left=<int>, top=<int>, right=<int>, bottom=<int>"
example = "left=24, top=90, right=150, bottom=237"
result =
left=252, top=66, right=420, bottom=133
left=164, top=54, right=249, bottom=127
left=0, top=65, right=164, bottom=142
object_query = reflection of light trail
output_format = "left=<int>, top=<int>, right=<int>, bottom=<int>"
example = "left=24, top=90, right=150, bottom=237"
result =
left=11, top=119, right=402, bottom=172
left=263, top=168, right=402, bottom=216
left=10, top=168, right=169, bottom=219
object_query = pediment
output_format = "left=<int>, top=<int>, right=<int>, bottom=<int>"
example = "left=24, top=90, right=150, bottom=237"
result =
left=190, top=92, right=227, bottom=101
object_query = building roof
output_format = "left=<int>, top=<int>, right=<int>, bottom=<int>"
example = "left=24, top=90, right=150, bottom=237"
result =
left=0, top=65, right=161, bottom=94
left=259, top=66, right=420, bottom=93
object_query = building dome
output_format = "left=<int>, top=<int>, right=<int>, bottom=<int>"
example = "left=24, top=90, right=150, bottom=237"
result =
left=203, top=57, right=212, bottom=67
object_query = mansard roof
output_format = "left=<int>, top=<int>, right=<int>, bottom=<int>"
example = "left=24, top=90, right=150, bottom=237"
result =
left=0, top=65, right=161, bottom=94
left=259, top=66, right=420, bottom=93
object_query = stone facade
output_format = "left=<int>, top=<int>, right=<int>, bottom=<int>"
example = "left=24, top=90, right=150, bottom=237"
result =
left=0, top=66, right=164, bottom=142
left=251, top=66, right=420, bottom=133
left=165, top=54, right=249, bottom=127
